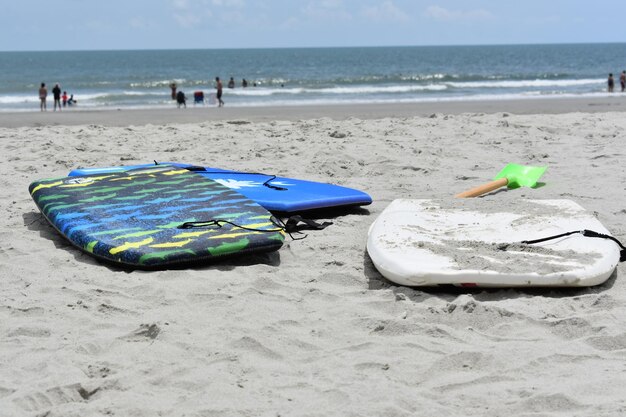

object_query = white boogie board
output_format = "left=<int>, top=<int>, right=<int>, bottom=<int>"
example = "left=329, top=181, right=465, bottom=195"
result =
left=367, top=199, right=621, bottom=287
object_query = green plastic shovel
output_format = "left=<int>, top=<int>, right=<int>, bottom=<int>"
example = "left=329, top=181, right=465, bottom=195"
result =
left=456, top=163, right=547, bottom=198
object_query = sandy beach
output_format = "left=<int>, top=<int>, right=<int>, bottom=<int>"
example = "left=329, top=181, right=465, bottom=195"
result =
left=1, top=95, right=625, bottom=128
left=2, top=97, right=626, bottom=416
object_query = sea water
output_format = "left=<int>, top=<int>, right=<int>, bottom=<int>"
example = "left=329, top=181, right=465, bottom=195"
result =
left=0, top=43, right=625, bottom=111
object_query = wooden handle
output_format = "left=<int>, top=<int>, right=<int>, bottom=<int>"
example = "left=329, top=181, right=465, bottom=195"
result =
left=455, top=178, right=509, bottom=198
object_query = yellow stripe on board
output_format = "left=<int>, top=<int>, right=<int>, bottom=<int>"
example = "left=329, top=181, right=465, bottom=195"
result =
left=60, top=182, right=98, bottom=188
left=114, top=229, right=162, bottom=239
left=110, top=174, right=156, bottom=181
left=85, top=175, right=116, bottom=181
left=109, top=237, right=154, bottom=255
left=31, top=181, right=63, bottom=194
left=140, top=168, right=177, bottom=174
left=236, top=221, right=275, bottom=230
left=59, top=175, right=117, bottom=188
left=173, top=230, right=215, bottom=238
left=114, top=168, right=169, bottom=178
left=149, top=239, right=193, bottom=248
left=85, top=241, right=98, bottom=253
left=209, top=231, right=262, bottom=239
left=162, top=169, right=190, bottom=176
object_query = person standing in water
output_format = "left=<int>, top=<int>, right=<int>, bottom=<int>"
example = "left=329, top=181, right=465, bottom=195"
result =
left=38, top=83, right=47, bottom=111
left=608, top=73, right=615, bottom=93
left=52, top=83, right=62, bottom=111
left=170, top=82, right=177, bottom=100
left=620, top=71, right=626, bottom=93
left=215, top=77, right=224, bottom=107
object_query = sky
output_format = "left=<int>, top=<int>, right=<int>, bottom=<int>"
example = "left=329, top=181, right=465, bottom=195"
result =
left=2, top=0, right=625, bottom=51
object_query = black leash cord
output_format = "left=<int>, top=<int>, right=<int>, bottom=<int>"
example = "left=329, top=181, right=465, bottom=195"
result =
left=522, top=229, right=626, bottom=262
left=179, top=217, right=284, bottom=233
left=177, top=215, right=332, bottom=241
left=178, top=217, right=308, bottom=240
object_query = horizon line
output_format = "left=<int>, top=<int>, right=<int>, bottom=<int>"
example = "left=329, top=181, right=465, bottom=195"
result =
left=1, top=41, right=625, bottom=53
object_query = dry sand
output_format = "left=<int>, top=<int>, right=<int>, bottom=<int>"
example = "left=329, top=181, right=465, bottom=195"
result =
left=2, top=99, right=626, bottom=416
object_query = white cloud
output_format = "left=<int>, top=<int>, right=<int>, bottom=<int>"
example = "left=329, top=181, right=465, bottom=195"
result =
left=423, top=5, right=494, bottom=21
left=525, top=15, right=561, bottom=25
left=169, top=0, right=216, bottom=28
left=172, top=0, right=189, bottom=10
left=84, top=19, right=112, bottom=32
left=303, top=0, right=352, bottom=20
left=212, top=0, right=245, bottom=7
left=361, top=1, right=409, bottom=22
left=129, top=17, right=148, bottom=29
left=311, top=0, right=345, bottom=8
left=219, top=10, right=246, bottom=23
left=279, top=16, right=300, bottom=29
left=174, top=12, right=204, bottom=28
left=172, top=0, right=242, bottom=13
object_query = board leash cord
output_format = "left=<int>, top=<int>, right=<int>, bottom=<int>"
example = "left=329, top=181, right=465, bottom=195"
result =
left=522, top=229, right=626, bottom=262
left=178, top=215, right=333, bottom=241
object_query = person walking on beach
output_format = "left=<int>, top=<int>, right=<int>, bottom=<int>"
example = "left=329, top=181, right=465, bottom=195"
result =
left=170, top=82, right=177, bottom=100
left=620, top=71, right=626, bottom=93
left=215, top=77, right=224, bottom=107
left=608, top=73, right=615, bottom=93
left=176, top=90, right=186, bottom=108
left=52, top=83, right=62, bottom=111
left=38, top=83, right=47, bottom=111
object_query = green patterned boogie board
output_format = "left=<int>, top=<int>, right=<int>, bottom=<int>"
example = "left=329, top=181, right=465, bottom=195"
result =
left=29, top=166, right=285, bottom=268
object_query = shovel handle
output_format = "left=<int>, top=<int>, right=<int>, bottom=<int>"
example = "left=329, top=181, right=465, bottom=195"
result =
left=455, top=177, right=509, bottom=198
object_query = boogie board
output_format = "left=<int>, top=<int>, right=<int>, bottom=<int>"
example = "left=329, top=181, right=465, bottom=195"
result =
left=68, top=162, right=372, bottom=213
left=29, top=166, right=285, bottom=268
left=367, top=199, right=621, bottom=287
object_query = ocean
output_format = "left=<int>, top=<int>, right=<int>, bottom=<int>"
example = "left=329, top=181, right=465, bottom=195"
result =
left=1, top=43, right=625, bottom=112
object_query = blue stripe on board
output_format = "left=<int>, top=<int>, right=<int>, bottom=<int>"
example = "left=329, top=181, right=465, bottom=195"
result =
left=145, top=195, right=183, bottom=204
left=136, top=213, right=174, bottom=220
left=56, top=212, right=89, bottom=221
left=101, top=210, right=145, bottom=222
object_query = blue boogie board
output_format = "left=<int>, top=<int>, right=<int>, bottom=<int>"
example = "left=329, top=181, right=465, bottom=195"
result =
left=30, top=166, right=285, bottom=268
left=69, top=162, right=372, bottom=213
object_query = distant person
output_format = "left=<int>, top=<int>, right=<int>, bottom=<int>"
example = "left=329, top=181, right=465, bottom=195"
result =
left=62, top=91, right=68, bottom=107
left=67, top=94, right=77, bottom=106
left=52, top=83, right=62, bottom=111
left=621, top=71, right=626, bottom=93
left=228, top=77, right=235, bottom=88
left=215, top=77, right=224, bottom=107
left=170, top=82, right=177, bottom=100
left=176, top=90, right=186, bottom=108
left=608, top=73, right=614, bottom=93
left=193, top=90, right=205, bottom=105
left=39, top=82, right=47, bottom=111
left=242, top=78, right=248, bottom=88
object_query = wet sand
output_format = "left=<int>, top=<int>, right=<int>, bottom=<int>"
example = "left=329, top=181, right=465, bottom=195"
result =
left=1, top=95, right=625, bottom=128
